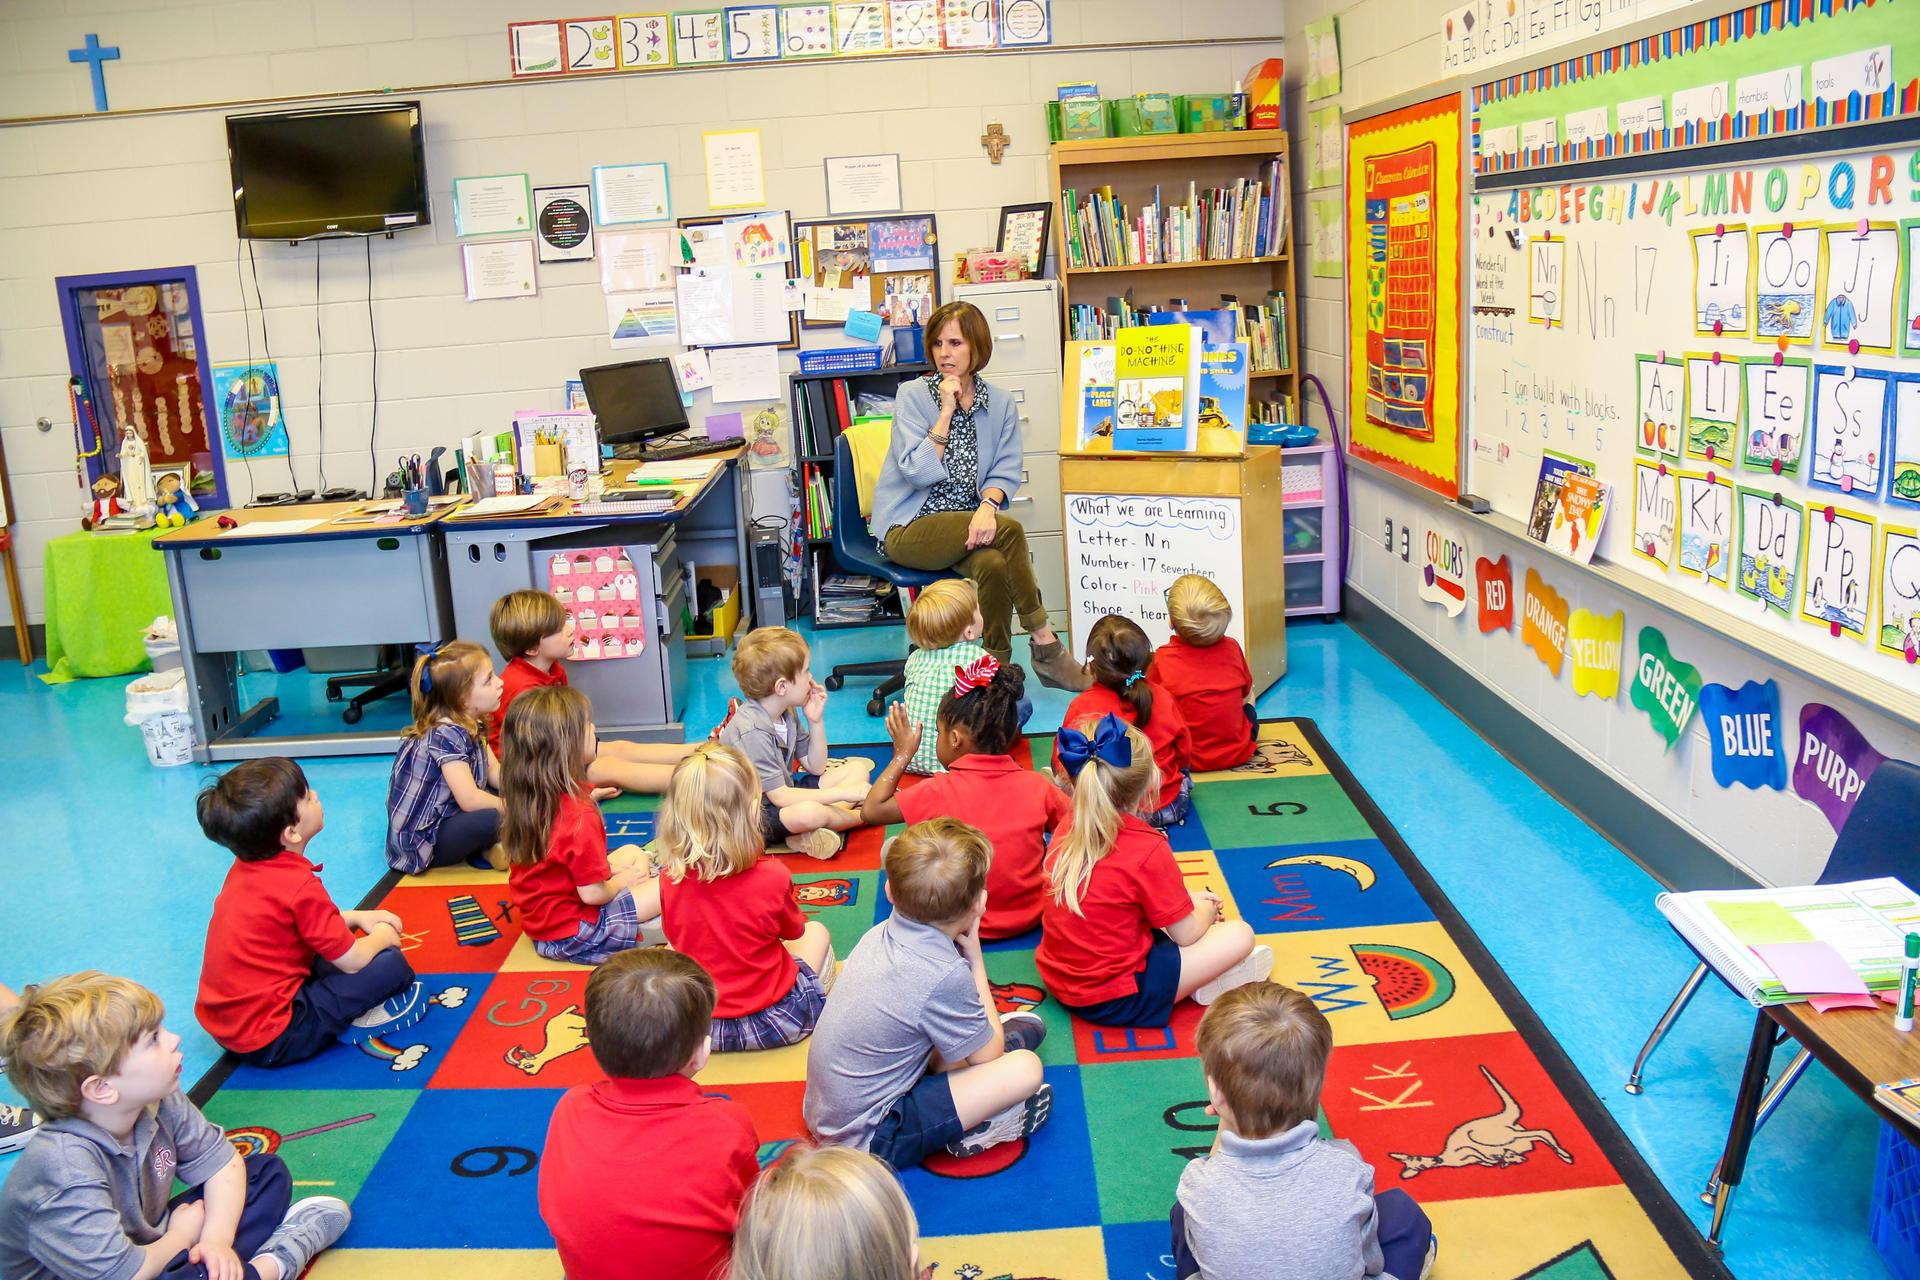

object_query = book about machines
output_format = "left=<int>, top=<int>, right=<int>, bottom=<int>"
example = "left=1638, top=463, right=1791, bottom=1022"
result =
left=1112, top=323, right=1199, bottom=453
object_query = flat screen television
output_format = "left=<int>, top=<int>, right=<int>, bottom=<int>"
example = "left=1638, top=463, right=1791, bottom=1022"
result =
left=227, top=103, right=430, bottom=241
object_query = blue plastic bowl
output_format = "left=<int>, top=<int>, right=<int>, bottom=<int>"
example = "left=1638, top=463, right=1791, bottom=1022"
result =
left=1278, top=424, right=1320, bottom=446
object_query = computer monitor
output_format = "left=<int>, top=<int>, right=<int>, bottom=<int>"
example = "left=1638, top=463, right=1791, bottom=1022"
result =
left=578, top=358, right=689, bottom=455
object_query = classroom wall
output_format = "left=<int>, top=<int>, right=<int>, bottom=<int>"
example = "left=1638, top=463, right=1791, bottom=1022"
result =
left=0, top=0, right=1283, bottom=623
left=1281, top=0, right=1920, bottom=888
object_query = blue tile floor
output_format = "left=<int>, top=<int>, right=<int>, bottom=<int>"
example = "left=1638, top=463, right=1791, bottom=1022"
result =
left=0, top=621, right=1888, bottom=1278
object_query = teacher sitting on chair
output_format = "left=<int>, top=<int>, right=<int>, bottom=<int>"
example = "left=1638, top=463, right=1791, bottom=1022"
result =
left=870, top=300, right=1087, bottom=690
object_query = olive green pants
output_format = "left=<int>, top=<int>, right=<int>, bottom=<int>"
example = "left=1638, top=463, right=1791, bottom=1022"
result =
left=883, top=513, right=1050, bottom=661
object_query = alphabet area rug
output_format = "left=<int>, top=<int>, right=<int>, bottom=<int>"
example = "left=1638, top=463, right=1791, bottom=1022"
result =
left=187, top=718, right=1728, bottom=1279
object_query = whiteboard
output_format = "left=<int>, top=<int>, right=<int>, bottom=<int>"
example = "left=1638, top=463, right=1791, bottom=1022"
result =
left=1063, top=493, right=1246, bottom=650
left=1468, top=142, right=1920, bottom=690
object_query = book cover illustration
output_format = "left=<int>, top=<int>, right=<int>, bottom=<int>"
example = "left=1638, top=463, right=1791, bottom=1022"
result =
left=1545, top=472, right=1610, bottom=564
left=1113, top=324, right=1197, bottom=452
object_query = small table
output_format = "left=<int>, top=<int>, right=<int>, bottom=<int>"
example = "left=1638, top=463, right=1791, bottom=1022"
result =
left=41, top=527, right=173, bottom=682
left=1712, top=999, right=1920, bottom=1244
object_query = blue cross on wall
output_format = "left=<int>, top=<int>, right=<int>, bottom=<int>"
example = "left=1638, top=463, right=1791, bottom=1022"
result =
left=68, top=33, right=120, bottom=113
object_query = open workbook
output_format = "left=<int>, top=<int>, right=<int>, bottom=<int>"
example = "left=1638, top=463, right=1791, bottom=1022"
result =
left=1655, top=878, right=1920, bottom=1006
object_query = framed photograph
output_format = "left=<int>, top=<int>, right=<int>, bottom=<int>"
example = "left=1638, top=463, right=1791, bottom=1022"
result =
left=998, top=201, right=1052, bottom=277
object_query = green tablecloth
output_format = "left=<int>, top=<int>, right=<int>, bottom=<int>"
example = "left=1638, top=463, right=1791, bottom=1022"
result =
left=41, top=527, right=172, bottom=683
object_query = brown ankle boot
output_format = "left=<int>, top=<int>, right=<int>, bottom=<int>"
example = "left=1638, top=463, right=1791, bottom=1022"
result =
left=1030, top=639, right=1090, bottom=691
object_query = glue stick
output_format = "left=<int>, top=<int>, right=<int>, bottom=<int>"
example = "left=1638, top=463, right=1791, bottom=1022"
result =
left=1898, top=933, right=1919, bottom=1033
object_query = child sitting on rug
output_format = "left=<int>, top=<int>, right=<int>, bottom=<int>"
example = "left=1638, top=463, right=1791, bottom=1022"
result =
left=898, top=579, right=986, bottom=775
left=195, top=758, right=420, bottom=1067
left=655, top=743, right=836, bottom=1053
left=488, top=588, right=698, bottom=793
left=1174, top=982, right=1437, bottom=1280
left=861, top=657, right=1066, bottom=939
left=1153, top=574, right=1257, bottom=772
left=805, top=818, right=1050, bottom=1169
left=385, top=641, right=506, bottom=874
left=1054, top=615, right=1194, bottom=826
left=718, top=627, right=872, bottom=861
left=730, top=1144, right=921, bottom=1280
left=501, top=686, right=662, bottom=967
left=0, top=972, right=350, bottom=1280
left=537, top=948, right=759, bottom=1280
left=1038, top=716, right=1270, bottom=1030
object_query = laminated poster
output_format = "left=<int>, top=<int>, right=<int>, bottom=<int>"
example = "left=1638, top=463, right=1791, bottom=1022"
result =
left=780, top=6, right=834, bottom=57
left=1417, top=518, right=1469, bottom=616
left=1699, top=679, right=1788, bottom=791
left=1754, top=224, right=1818, bottom=344
left=1818, top=222, right=1898, bottom=353
left=533, top=185, right=594, bottom=263
left=1735, top=488, right=1803, bottom=619
left=1568, top=608, right=1625, bottom=700
left=1675, top=471, right=1733, bottom=587
left=1635, top=355, right=1683, bottom=460
left=1690, top=226, right=1750, bottom=337
left=549, top=549, right=647, bottom=661
left=1629, top=627, right=1701, bottom=752
left=1683, top=353, right=1740, bottom=463
left=617, top=14, right=672, bottom=68
left=1792, top=702, right=1886, bottom=832
left=1798, top=503, right=1875, bottom=641
left=1809, top=364, right=1891, bottom=497
left=1891, top=375, right=1920, bottom=507
left=1475, top=555, right=1513, bottom=633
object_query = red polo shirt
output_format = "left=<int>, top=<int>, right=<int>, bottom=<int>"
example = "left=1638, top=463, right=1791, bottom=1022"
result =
left=1152, top=635, right=1254, bottom=771
left=539, top=1074, right=760, bottom=1280
left=1053, top=683, right=1193, bottom=811
left=898, top=754, right=1071, bottom=937
left=509, top=788, right=608, bottom=942
left=660, top=858, right=805, bottom=1017
left=196, top=851, right=356, bottom=1052
left=490, top=655, right=568, bottom=756
left=1037, top=814, right=1192, bottom=1007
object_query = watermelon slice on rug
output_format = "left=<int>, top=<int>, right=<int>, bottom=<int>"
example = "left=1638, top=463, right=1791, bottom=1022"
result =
left=1353, top=943, right=1456, bottom=1020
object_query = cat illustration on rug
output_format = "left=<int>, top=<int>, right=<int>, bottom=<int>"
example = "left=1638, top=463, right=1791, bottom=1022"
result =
left=1388, top=1065, right=1573, bottom=1178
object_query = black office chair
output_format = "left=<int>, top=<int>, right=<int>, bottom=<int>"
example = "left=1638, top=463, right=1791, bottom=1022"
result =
left=1623, top=758, right=1920, bottom=1201
left=817, top=428, right=958, bottom=716
left=324, top=644, right=415, bottom=724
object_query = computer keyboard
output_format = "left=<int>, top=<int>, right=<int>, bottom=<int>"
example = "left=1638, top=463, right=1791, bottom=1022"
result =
left=643, top=437, right=737, bottom=462
left=573, top=498, right=677, bottom=517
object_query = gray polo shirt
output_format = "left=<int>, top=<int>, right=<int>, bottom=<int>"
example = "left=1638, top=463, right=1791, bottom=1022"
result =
left=717, top=698, right=813, bottom=794
left=803, top=912, right=993, bottom=1151
left=1176, top=1119, right=1387, bottom=1280
left=0, top=1088, right=237, bottom=1280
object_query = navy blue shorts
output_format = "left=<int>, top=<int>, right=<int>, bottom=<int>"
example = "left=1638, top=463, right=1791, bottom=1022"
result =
left=759, top=774, right=821, bottom=844
left=867, top=1070, right=964, bottom=1171
left=1067, top=932, right=1182, bottom=1029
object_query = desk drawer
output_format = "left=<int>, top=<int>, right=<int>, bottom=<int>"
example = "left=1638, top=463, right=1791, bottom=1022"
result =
left=177, top=535, right=448, bottom=652
left=958, top=282, right=1061, bottom=375
left=1003, top=450, right=1062, bottom=535
left=993, top=370, right=1063, bottom=455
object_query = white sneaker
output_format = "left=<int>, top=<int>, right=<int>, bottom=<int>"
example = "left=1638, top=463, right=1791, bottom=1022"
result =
left=945, top=1082, right=1054, bottom=1157
left=256, top=1196, right=350, bottom=1278
left=1193, top=945, right=1275, bottom=1006
left=0, top=1103, right=40, bottom=1155
left=815, top=940, right=838, bottom=994
left=785, top=828, right=841, bottom=860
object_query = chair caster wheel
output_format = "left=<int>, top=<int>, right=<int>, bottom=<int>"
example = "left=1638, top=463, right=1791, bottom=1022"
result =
left=823, top=675, right=844, bottom=691
left=326, top=687, right=343, bottom=702
left=342, top=704, right=363, bottom=724
left=867, top=696, right=886, bottom=717
left=1623, top=1081, right=1643, bottom=1095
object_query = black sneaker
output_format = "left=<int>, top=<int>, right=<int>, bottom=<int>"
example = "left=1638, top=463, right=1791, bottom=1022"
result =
left=0, top=1103, right=39, bottom=1155
left=1001, top=1011, right=1047, bottom=1054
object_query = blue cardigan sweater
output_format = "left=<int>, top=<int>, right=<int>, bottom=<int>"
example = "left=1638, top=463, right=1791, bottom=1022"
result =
left=869, top=375, right=1025, bottom=542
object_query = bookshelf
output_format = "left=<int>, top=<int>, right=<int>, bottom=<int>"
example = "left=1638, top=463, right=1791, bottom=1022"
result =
left=788, top=363, right=931, bottom=629
left=1049, top=131, right=1301, bottom=424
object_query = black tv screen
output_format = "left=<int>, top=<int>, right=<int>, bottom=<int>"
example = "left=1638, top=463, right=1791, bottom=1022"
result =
left=227, top=103, right=430, bottom=241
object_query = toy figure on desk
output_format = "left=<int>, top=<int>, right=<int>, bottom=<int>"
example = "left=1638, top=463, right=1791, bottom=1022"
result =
left=81, top=475, right=122, bottom=530
left=153, top=472, right=199, bottom=528
left=117, top=423, right=153, bottom=519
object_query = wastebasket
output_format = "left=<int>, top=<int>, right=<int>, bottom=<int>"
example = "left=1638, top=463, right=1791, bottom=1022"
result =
left=142, top=616, right=181, bottom=674
left=125, top=668, right=194, bottom=767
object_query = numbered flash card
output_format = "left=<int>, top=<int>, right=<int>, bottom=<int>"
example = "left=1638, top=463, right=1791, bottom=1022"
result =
left=942, top=0, right=996, bottom=48
left=618, top=14, right=673, bottom=68
left=835, top=2, right=890, bottom=53
left=889, top=0, right=941, bottom=50
left=564, top=17, right=619, bottom=71
left=998, top=0, right=1049, bottom=46
left=675, top=10, right=726, bottom=63
left=508, top=21, right=567, bottom=76
left=780, top=4, right=834, bottom=56
left=725, top=5, right=781, bottom=60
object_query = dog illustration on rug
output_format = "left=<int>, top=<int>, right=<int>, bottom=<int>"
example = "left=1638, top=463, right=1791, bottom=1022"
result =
left=1388, top=1065, right=1573, bottom=1178
left=505, top=1004, right=591, bottom=1076
left=1231, top=738, right=1315, bottom=775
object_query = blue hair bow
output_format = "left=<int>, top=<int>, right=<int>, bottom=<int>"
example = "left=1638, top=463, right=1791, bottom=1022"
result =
left=1056, top=713, right=1133, bottom=779
left=415, top=640, right=446, bottom=693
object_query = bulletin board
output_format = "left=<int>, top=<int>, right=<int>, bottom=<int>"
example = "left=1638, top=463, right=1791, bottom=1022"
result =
left=673, top=211, right=801, bottom=350
left=1345, top=93, right=1467, bottom=499
left=793, top=213, right=942, bottom=329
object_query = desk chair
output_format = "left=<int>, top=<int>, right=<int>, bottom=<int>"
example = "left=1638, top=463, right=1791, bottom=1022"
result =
left=324, top=645, right=412, bottom=724
left=1624, top=759, right=1920, bottom=1199
left=817, top=427, right=957, bottom=717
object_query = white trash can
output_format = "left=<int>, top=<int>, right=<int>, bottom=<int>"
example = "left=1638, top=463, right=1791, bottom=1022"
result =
left=125, top=669, right=194, bottom=767
left=143, top=616, right=181, bottom=673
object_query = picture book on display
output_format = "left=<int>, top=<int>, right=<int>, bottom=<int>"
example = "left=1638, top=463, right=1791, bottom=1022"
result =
left=1543, top=472, right=1611, bottom=565
left=1655, top=878, right=1920, bottom=1006
left=1113, top=324, right=1199, bottom=452
left=1525, top=450, right=1596, bottom=544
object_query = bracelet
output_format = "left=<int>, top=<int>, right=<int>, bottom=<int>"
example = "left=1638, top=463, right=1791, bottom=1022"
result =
left=929, top=432, right=949, bottom=444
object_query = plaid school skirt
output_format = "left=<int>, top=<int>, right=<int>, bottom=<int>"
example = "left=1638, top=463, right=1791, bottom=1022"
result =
left=709, top=956, right=828, bottom=1053
left=532, top=888, right=642, bottom=966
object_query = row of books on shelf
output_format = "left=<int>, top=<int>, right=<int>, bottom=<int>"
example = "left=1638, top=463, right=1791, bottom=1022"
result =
left=1068, top=293, right=1289, bottom=372
left=793, top=377, right=855, bottom=458
left=810, top=560, right=896, bottom=625
left=1060, top=164, right=1287, bottom=270
left=1251, top=395, right=1296, bottom=424
left=801, top=464, right=833, bottom=541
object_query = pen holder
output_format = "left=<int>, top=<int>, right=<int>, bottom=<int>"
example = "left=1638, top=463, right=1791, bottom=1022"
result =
left=402, top=486, right=429, bottom=516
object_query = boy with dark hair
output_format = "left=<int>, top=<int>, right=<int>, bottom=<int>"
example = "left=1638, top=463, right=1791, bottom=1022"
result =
left=1174, top=982, right=1437, bottom=1280
left=0, top=972, right=349, bottom=1280
left=804, top=818, right=1051, bottom=1169
left=194, top=757, right=419, bottom=1067
left=537, top=949, right=760, bottom=1280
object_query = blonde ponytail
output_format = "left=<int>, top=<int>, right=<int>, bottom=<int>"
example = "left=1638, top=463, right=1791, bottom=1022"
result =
left=1049, top=720, right=1159, bottom=917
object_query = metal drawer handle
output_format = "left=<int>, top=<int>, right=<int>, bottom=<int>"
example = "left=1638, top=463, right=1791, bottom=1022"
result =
left=994, top=331, right=1024, bottom=341
left=995, top=307, right=1020, bottom=320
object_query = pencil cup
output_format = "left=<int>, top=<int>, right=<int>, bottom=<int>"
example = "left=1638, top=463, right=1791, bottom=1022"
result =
left=403, top=486, right=429, bottom=516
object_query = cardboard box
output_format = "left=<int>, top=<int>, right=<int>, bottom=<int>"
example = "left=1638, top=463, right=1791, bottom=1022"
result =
left=1244, top=57, right=1283, bottom=130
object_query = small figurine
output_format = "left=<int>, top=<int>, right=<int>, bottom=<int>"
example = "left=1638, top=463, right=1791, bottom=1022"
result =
left=82, top=475, right=122, bottom=530
left=118, top=424, right=153, bottom=518
left=153, top=473, right=199, bottom=528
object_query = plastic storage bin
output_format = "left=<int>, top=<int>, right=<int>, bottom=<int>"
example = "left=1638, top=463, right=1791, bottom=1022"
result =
left=1111, top=95, right=1179, bottom=136
left=1873, top=1122, right=1920, bottom=1280
left=1180, top=94, right=1237, bottom=133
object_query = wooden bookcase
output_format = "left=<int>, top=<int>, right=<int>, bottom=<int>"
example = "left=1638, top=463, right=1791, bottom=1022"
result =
left=1048, top=132, right=1301, bottom=421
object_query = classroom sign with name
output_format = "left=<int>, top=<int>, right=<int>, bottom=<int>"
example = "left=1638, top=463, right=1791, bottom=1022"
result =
left=1792, top=701, right=1885, bottom=831
left=1063, top=493, right=1244, bottom=650
left=1630, top=626, right=1701, bottom=751
left=1476, top=554, right=1514, bottom=632
left=1699, top=679, right=1787, bottom=791
left=1418, top=520, right=1469, bottom=616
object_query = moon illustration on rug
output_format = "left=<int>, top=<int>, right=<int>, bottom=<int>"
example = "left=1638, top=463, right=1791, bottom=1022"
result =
left=1265, top=852, right=1377, bottom=891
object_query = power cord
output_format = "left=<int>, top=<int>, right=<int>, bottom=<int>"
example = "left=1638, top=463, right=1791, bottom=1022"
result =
left=313, top=243, right=328, bottom=491
left=247, top=240, right=300, bottom=493
left=364, top=236, right=379, bottom=495
left=230, top=237, right=257, bottom=498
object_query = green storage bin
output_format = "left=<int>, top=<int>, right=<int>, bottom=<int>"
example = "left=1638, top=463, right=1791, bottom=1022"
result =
left=1112, top=94, right=1179, bottom=136
left=1180, top=94, right=1237, bottom=133
left=1046, top=97, right=1111, bottom=141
